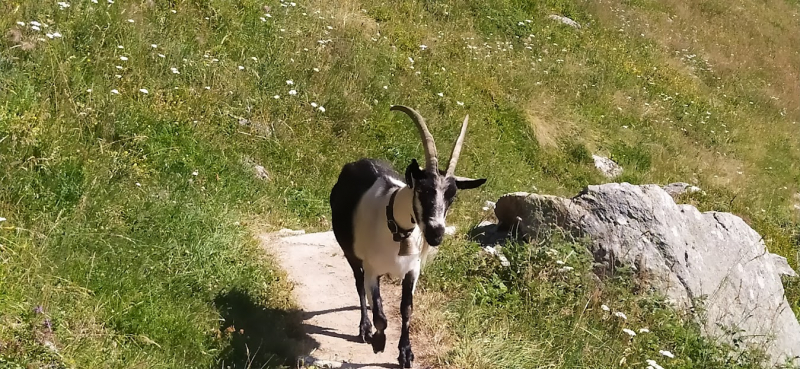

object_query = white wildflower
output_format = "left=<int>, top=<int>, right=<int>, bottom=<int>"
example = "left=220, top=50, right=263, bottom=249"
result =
left=120, top=56, right=128, bottom=61
left=558, top=266, right=574, bottom=272
left=457, top=101, right=464, bottom=106
left=420, top=44, right=427, bottom=50
left=46, top=33, right=54, bottom=39
left=171, top=9, right=177, bottom=13
left=31, top=25, right=41, bottom=31
left=91, top=0, right=97, bottom=3
left=158, top=54, right=165, bottom=58
left=556, top=260, right=565, bottom=265
left=204, top=86, right=210, bottom=90
left=151, top=44, right=157, bottom=48
left=0, top=217, right=6, bottom=222
left=614, top=312, right=628, bottom=320
left=111, top=89, right=120, bottom=94
left=86, top=89, right=92, bottom=93
left=108, top=0, right=114, bottom=3
left=135, top=182, right=141, bottom=187
left=659, top=350, right=675, bottom=358
left=139, top=88, right=148, bottom=94
left=639, top=328, right=650, bottom=333
left=408, top=57, right=414, bottom=63
left=313, top=67, right=319, bottom=72
left=310, top=102, right=318, bottom=108
left=170, top=67, right=179, bottom=74
left=117, top=45, right=124, bottom=49
left=250, top=56, right=257, bottom=61
left=115, top=66, right=123, bottom=70
left=326, top=25, right=333, bottom=30
left=288, top=89, right=297, bottom=96
left=601, top=304, right=610, bottom=312
left=52, top=32, right=62, bottom=38
left=383, top=85, right=388, bottom=90
left=318, top=106, right=326, bottom=112
left=192, top=170, right=198, bottom=176
left=622, top=328, right=636, bottom=337
left=265, top=14, right=272, bottom=17
left=286, top=80, right=294, bottom=85
left=127, top=19, right=135, bottom=23
left=273, top=95, right=280, bottom=99
left=437, top=92, right=444, bottom=97
left=645, top=360, right=664, bottom=369
left=30, top=21, right=41, bottom=27
left=260, top=17, right=267, bottom=22
left=238, top=65, right=244, bottom=70
left=115, top=74, right=122, bottom=78
left=57, top=2, right=70, bottom=9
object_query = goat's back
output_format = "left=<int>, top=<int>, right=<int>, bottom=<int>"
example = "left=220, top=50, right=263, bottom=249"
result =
left=330, top=159, right=402, bottom=256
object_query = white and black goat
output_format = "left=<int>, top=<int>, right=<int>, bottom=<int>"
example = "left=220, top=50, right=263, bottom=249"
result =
left=329, top=105, right=486, bottom=368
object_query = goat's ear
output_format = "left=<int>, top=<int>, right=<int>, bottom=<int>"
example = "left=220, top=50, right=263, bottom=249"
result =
left=454, top=176, right=486, bottom=190
left=405, top=159, right=423, bottom=188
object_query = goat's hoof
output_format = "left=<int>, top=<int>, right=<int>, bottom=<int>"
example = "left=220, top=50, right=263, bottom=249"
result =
left=371, top=331, right=386, bottom=353
left=359, top=327, right=373, bottom=343
left=398, top=345, right=414, bottom=368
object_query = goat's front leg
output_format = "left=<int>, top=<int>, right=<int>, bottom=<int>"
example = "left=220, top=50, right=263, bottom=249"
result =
left=345, top=255, right=372, bottom=342
left=365, top=271, right=387, bottom=353
left=398, top=270, right=418, bottom=368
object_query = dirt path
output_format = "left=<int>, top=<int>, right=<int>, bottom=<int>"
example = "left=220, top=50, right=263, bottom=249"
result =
left=260, top=231, right=413, bottom=369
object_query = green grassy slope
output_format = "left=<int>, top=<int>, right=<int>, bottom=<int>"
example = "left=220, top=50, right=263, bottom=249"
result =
left=1, top=0, right=797, bottom=368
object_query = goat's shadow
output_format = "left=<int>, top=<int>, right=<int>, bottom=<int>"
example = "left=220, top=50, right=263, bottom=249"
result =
left=213, top=289, right=317, bottom=369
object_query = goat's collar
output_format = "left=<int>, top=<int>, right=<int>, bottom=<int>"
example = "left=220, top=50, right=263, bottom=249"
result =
left=386, top=188, right=415, bottom=242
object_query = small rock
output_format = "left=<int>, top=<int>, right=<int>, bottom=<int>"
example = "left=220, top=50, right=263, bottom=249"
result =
left=43, top=340, right=58, bottom=354
left=548, top=14, right=581, bottom=29
left=278, top=228, right=306, bottom=237
left=243, top=156, right=270, bottom=181
left=592, top=155, right=623, bottom=178
left=793, top=193, right=800, bottom=212
left=297, top=356, right=342, bottom=368
left=253, top=164, right=269, bottom=181
left=662, top=182, right=701, bottom=198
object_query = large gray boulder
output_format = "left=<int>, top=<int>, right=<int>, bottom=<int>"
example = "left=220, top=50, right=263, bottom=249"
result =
left=494, top=183, right=800, bottom=366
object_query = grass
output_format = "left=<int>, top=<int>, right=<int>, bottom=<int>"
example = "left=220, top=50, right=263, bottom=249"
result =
left=0, top=0, right=798, bottom=367
left=418, top=233, right=767, bottom=368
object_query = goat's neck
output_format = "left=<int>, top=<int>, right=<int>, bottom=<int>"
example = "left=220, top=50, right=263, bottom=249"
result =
left=391, top=186, right=416, bottom=230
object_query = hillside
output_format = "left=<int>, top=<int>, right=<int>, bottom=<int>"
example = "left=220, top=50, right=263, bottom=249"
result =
left=1, top=0, right=798, bottom=368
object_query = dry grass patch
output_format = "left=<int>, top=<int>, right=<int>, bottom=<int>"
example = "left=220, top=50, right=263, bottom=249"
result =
left=525, top=94, right=577, bottom=149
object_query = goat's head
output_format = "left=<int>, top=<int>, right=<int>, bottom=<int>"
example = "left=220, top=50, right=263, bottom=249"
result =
left=391, top=105, right=486, bottom=247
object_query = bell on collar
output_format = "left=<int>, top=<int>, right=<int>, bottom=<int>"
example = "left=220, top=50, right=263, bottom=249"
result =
left=397, top=238, right=419, bottom=256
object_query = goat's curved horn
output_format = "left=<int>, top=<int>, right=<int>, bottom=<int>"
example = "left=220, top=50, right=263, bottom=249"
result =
left=446, top=115, right=469, bottom=176
left=390, top=105, right=438, bottom=170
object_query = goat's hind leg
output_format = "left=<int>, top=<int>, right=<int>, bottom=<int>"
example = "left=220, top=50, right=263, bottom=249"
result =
left=346, top=255, right=373, bottom=343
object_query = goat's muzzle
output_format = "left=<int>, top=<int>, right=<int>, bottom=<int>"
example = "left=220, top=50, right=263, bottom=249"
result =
left=424, top=225, right=445, bottom=247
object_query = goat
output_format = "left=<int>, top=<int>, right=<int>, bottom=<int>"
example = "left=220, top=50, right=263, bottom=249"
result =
left=329, top=105, right=486, bottom=368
